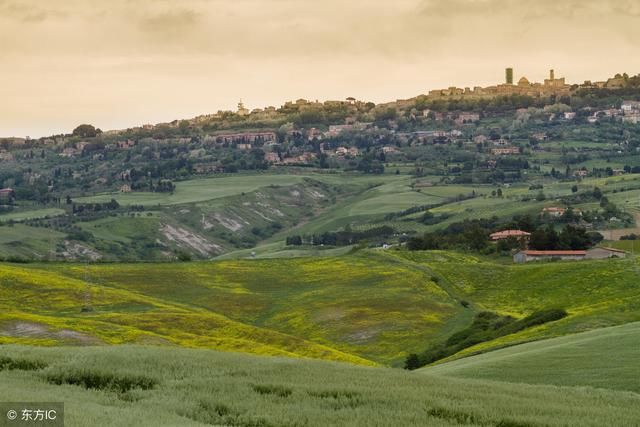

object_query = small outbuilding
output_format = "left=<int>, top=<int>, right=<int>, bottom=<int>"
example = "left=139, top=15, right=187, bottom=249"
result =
left=514, top=250, right=587, bottom=263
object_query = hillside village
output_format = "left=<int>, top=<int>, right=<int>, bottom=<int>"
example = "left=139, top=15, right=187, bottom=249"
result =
left=1, top=69, right=640, bottom=261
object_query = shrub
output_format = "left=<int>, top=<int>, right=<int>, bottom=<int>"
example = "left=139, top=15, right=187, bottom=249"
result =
left=252, top=384, right=292, bottom=398
left=46, top=370, right=157, bottom=393
left=0, top=357, right=47, bottom=371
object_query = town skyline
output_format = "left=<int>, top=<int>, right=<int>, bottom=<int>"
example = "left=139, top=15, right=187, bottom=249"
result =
left=2, top=0, right=640, bottom=137
left=2, top=66, right=635, bottom=139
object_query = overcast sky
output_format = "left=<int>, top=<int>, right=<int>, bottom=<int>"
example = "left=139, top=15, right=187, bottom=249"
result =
left=1, top=0, right=639, bottom=137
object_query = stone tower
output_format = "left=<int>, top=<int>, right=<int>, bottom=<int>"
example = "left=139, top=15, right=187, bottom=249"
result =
left=506, top=68, right=514, bottom=85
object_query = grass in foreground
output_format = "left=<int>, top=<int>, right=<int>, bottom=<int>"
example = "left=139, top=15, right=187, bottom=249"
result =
left=423, top=321, right=640, bottom=394
left=0, top=344, right=639, bottom=427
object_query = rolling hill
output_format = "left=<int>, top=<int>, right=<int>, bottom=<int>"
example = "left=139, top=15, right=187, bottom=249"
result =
left=1, top=250, right=639, bottom=367
left=423, top=321, right=640, bottom=394
left=0, top=344, right=639, bottom=427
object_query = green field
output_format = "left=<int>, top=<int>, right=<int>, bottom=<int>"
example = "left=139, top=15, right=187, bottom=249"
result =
left=74, top=174, right=309, bottom=206
left=1, top=250, right=639, bottom=367
left=3, top=171, right=639, bottom=260
left=424, top=321, right=640, bottom=393
left=1, top=179, right=640, bottom=426
left=0, top=208, right=65, bottom=222
left=73, top=173, right=398, bottom=207
left=395, top=250, right=640, bottom=358
left=0, top=344, right=638, bottom=427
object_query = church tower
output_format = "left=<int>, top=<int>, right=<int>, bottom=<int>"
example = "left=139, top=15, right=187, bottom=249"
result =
left=237, top=99, right=249, bottom=116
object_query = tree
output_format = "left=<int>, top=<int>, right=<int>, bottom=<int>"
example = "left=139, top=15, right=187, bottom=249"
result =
left=571, top=185, right=578, bottom=193
left=72, top=124, right=101, bottom=138
left=404, top=353, right=421, bottom=370
left=558, top=225, right=591, bottom=250
left=593, top=187, right=603, bottom=200
left=530, top=225, right=559, bottom=250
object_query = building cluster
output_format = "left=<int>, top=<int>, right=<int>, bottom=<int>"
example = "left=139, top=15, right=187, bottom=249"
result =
left=428, top=69, right=571, bottom=100
left=212, top=132, right=277, bottom=145
left=489, top=227, right=628, bottom=263
left=587, top=100, right=640, bottom=124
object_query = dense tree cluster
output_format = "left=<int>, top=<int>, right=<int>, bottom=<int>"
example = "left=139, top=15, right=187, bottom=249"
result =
left=286, top=226, right=395, bottom=247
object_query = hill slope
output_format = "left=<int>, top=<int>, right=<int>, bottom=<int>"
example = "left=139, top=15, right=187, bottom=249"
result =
left=1, top=250, right=639, bottom=366
left=1, top=344, right=639, bottom=427
left=395, top=251, right=640, bottom=360
left=423, top=321, right=640, bottom=393
left=0, top=253, right=465, bottom=365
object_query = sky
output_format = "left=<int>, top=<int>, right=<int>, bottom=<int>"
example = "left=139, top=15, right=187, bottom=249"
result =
left=1, top=0, right=639, bottom=137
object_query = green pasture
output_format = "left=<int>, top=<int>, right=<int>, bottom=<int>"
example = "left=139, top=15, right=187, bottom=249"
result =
left=425, top=321, right=640, bottom=393
left=1, top=345, right=638, bottom=427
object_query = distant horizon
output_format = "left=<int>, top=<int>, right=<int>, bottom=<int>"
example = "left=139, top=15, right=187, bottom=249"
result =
left=2, top=0, right=639, bottom=138
left=1, top=67, right=632, bottom=140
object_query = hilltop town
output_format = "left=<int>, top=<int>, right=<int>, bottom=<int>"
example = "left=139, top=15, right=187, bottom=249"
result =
left=0, top=68, right=639, bottom=261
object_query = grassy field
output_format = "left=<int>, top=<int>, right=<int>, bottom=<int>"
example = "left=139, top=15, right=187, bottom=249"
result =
left=0, top=344, right=638, bottom=427
left=0, top=252, right=469, bottom=365
left=395, top=250, right=640, bottom=359
left=3, top=171, right=639, bottom=260
left=424, top=321, right=640, bottom=393
left=74, top=174, right=310, bottom=206
left=73, top=173, right=398, bottom=207
left=0, top=207, right=66, bottom=222
left=0, top=224, right=63, bottom=259
left=1, top=250, right=639, bottom=368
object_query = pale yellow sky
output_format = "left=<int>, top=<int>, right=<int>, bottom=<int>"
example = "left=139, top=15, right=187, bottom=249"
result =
left=1, top=0, right=639, bottom=137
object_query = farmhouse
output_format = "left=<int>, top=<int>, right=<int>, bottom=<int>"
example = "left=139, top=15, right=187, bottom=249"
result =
left=541, top=207, right=566, bottom=217
left=455, top=112, right=480, bottom=125
left=60, top=147, right=79, bottom=158
left=473, top=135, right=489, bottom=144
left=264, top=152, right=280, bottom=163
left=491, top=147, right=520, bottom=155
left=490, top=230, right=531, bottom=242
left=514, top=250, right=587, bottom=263
left=116, top=140, right=135, bottom=150
left=120, top=184, right=132, bottom=193
left=531, top=132, right=549, bottom=141
left=0, top=188, right=15, bottom=202
left=215, top=132, right=277, bottom=144
left=621, top=100, right=640, bottom=112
